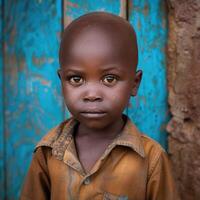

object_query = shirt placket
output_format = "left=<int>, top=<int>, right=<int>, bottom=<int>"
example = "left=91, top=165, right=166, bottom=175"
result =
left=63, top=137, right=118, bottom=187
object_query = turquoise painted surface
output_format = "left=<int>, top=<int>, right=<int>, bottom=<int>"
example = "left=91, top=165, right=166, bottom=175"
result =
left=128, top=0, right=169, bottom=148
left=3, top=1, right=63, bottom=199
left=64, top=0, right=121, bottom=23
left=0, top=0, right=168, bottom=199
left=0, top=0, right=5, bottom=199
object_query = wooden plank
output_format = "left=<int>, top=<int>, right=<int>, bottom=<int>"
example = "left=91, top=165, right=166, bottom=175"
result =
left=4, top=1, right=63, bottom=199
left=0, top=0, right=5, bottom=199
left=128, top=0, right=169, bottom=148
left=64, top=0, right=122, bottom=27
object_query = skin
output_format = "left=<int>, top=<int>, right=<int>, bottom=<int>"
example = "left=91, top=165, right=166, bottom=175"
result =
left=58, top=12, right=142, bottom=172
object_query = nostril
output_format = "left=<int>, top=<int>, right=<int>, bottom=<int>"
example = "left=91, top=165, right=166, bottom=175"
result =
left=83, top=96, right=102, bottom=102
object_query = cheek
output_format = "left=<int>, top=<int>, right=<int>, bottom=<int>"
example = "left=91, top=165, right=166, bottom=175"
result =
left=104, top=83, right=132, bottom=107
left=61, top=85, right=79, bottom=107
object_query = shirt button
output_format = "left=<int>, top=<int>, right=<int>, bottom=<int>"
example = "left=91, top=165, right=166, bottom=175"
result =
left=83, top=177, right=91, bottom=185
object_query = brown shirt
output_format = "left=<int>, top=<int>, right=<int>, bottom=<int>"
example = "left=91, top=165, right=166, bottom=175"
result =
left=20, top=116, right=179, bottom=200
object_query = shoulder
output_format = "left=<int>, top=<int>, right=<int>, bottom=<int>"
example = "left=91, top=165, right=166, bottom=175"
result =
left=35, top=118, right=73, bottom=151
left=141, top=134, right=166, bottom=159
left=140, top=134, right=170, bottom=178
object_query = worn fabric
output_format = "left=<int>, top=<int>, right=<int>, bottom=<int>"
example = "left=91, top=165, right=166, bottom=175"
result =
left=20, top=116, right=179, bottom=200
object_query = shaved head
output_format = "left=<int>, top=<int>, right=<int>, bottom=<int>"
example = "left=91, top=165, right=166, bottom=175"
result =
left=59, top=12, right=138, bottom=71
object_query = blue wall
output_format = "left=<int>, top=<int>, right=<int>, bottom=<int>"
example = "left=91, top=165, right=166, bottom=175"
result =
left=129, top=0, right=169, bottom=148
left=3, top=1, right=63, bottom=198
left=0, top=0, right=5, bottom=199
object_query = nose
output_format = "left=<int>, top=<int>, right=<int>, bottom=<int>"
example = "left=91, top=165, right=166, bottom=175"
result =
left=84, top=95, right=102, bottom=102
left=83, top=84, right=103, bottom=102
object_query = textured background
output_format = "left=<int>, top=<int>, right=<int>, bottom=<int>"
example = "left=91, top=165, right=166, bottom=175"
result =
left=167, top=0, right=200, bottom=199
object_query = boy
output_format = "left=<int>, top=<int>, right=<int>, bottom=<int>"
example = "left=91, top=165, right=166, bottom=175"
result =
left=20, top=12, right=178, bottom=200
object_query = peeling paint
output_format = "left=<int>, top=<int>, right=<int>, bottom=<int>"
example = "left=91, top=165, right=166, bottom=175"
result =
left=143, top=4, right=149, bottom=16
left=0, top=0, right=4, bottom=198
left=129, top=0, right=168, bottom=148
left=119, top=0, right=127, bottom=19
left=32, top=55, right=54, bottom=66
left=3, top=1, right=63, bottom=198
left=66, top=1, right=79, bottom=8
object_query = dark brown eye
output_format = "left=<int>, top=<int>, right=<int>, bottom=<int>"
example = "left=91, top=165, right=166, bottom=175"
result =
left=102, top=75, right=118, bottom=86
left=69, top=76, right=84, bottom=86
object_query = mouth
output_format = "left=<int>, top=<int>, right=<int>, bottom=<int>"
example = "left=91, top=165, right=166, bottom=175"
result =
left=80, top=111, right=107, bottom=118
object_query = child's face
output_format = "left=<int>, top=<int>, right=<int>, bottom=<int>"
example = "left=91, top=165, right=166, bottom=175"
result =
left=59, top=27, right=141, bottom=129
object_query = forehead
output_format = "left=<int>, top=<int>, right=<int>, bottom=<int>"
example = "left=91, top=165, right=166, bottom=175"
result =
left=65, top=27, right=129, bottom=65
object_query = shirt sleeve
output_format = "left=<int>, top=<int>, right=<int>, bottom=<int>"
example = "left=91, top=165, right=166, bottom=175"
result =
left=146, top=150, right=180, bottom=200
left=20, top=147, right=51, bottom=200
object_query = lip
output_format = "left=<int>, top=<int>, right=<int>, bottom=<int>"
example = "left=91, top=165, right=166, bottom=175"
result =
left=80, top=112, right=107, bottom=118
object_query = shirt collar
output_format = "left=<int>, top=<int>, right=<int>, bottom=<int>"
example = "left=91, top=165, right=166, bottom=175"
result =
left=36, top=115, right=145, bottom=161
left=114, top=115, right=145, bottom=157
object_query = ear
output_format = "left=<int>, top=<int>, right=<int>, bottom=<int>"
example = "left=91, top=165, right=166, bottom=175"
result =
left=131, top=70, right=142, bottom=96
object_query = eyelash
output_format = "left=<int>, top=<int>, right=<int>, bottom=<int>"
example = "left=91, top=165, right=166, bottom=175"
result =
left=67, top=75, right=84, bottom=86
left=102, top=74, right=119, bottom=86
left=65, top=74, right=119, bottom=87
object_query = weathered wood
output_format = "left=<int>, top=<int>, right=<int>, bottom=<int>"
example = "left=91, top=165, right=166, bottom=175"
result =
left=0, top=0, right=5, bottom=199
left=128, top=0, right=169, bottom=148
left=64, top=0, right=122, bottom=27
left=4, top=1, right=63, bottom=199
left=120, top=0, right=128, bottom=19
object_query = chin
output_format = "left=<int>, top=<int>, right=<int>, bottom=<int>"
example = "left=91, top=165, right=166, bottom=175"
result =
left=80, top=118, right=110, bottom=130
